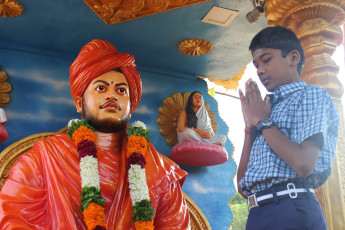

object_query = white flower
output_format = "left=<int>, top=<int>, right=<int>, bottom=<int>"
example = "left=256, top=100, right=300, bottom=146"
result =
left=80, top=156, right=100, bottom=189
left=68, top=119, right=80, bottom=128
left=131, top=120, right=147, bottom=129
left=128, top=164, right=150, bottom=205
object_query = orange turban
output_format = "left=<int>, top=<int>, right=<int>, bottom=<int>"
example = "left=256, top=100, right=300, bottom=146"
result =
left=69, top=39, right=142, bottom=113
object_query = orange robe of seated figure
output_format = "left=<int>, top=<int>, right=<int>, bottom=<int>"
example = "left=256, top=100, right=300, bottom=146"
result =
left=0, top=134, right=190, bottom=229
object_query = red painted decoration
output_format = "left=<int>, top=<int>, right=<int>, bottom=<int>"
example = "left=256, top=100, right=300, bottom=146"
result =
left=0, top=124, right=8, bottom=143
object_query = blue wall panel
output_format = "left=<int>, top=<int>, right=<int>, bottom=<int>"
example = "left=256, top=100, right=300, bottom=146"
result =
left=0, top=47, right=236, bottom=229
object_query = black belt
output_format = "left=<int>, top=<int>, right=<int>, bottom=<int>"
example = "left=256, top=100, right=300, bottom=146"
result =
left=247, top=182, right=314, bottom=210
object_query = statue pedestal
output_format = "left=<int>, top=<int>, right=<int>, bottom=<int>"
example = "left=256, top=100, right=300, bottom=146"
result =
left=170, top=142, right=228, bottom=166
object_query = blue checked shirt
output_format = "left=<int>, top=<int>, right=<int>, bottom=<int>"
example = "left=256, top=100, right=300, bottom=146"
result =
left=239, top=81, right=339, bottom=195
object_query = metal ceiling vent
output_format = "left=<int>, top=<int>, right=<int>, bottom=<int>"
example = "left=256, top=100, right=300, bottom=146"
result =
left=201, top=6, right=239, bottom=27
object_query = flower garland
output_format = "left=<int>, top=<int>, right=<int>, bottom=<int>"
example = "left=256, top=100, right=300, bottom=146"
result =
left=126, top=121, right=155, bottom=230
left=67, top=119, right=154, bottom=230
left=68, top=119, right=107, bottom=230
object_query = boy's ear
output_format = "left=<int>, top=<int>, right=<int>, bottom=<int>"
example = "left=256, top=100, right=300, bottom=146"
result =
left=75, top=96, right=83, bottom=114
left=289, top=50, right=301, bottom=67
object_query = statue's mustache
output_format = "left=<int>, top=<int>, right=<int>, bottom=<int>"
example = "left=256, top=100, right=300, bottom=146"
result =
left=99, top=101, right=121, bottom=111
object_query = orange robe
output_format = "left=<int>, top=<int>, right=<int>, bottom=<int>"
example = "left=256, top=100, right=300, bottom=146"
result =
left=0, top=134, right=190, bottom=229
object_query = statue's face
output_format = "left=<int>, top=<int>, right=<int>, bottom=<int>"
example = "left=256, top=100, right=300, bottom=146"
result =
left=75, top=71, right=131, bottom=133
left=192, top=92, right=203, bottom=108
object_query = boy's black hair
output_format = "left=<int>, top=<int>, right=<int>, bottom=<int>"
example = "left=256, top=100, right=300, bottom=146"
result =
left=249, top=26, right=305, bottom=75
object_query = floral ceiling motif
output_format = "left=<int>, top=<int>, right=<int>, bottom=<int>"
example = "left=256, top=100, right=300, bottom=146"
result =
left=83, top=0, right=210, bottom=24
left=179, top=39, right=212, bottom=56
left=0, top=0, right=23, bottom=18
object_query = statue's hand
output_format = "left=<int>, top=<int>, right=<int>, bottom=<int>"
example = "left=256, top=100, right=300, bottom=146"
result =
left=199, top=130, right=211, bottom=139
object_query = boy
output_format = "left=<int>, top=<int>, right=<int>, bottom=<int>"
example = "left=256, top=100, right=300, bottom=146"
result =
left=237, top=26, right=339, bottom=229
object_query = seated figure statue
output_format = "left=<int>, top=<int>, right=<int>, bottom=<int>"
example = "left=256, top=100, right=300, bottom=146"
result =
left=177, top=91, right=226, bottom=147
left=0, top=39, right=190, bottom=229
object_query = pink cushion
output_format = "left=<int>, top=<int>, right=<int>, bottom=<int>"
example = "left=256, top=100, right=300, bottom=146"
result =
left=170, top=142, right=228, bottom=166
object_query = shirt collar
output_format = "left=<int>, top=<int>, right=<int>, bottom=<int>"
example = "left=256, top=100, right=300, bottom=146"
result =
left=268, top=81, right=306, bottom=103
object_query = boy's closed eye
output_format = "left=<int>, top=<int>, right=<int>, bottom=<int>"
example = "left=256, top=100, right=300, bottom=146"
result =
left=263, top=57, right=272, bottom=64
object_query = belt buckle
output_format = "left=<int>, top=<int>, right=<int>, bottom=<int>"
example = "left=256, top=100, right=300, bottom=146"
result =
left=287, top=182, right=297, bottom=199
left=248, top=194, right=258, bottom=210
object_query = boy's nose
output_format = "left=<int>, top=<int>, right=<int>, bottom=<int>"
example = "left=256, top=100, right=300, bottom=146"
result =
left=258, top=67, right=266, bottom=76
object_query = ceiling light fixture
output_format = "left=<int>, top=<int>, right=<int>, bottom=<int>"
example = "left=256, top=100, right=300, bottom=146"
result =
left=201, top=6, right=240, bottom=27
left=246, top=0, right=265, bottom=24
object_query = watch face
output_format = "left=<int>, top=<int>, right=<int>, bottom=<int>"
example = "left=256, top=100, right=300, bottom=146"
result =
left=256, top=118, right=273, bottom=133
left=262, top=118, right=273, bottom=126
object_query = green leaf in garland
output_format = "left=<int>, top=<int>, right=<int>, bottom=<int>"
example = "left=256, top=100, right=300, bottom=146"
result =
left=127, top=126, right=151, bottom=142
left=132, top=199, right=155, bottom=222
left=79, top=186, right=105, bottom=212
left=67, top=119, right=95, bottom=140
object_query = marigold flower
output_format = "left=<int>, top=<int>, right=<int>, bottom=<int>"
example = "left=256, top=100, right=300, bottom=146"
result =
left=73, top=126, right=96, bottom=145
left=134, top=220, right=154, bottom=230
left=83, top=203, right=107, bottom=230
left=127, top=136, right=147, bottom=157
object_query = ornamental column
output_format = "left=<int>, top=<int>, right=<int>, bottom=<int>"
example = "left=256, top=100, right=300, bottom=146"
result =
left=264, top=1, right=345, bottom=229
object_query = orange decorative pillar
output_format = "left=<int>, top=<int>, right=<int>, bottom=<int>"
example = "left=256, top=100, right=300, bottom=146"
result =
left=264, top=1, right=345, bottom=229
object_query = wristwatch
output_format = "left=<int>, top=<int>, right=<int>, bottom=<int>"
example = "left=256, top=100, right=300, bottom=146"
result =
left=256, top=118, right=274, bottom=134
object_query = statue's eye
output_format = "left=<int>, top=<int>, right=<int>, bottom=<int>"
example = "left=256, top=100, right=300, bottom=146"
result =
left=117, top=87, right=127, bottom=94
left=96, top=85, right=106, bottom=92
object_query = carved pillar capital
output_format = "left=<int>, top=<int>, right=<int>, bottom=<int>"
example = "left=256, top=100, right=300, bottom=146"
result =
left=265, top=0, right=345, bottom=98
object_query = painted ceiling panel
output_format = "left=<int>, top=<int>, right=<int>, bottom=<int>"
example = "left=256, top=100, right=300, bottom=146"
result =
left=0, top=0, right=268, bottom=80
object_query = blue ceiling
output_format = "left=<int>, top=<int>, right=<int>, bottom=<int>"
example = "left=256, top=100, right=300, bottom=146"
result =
left=0, top=0, right=268, bottom=80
